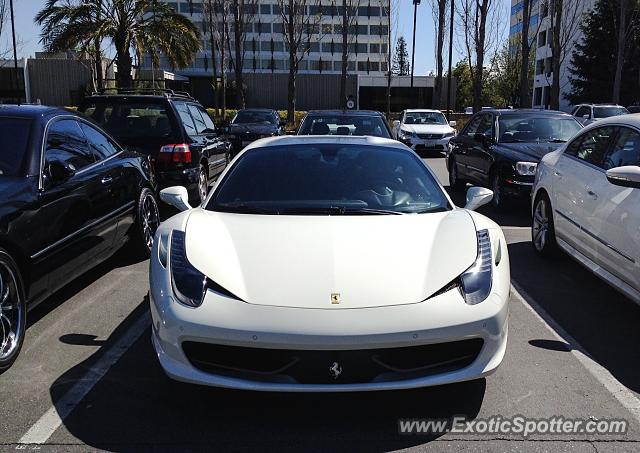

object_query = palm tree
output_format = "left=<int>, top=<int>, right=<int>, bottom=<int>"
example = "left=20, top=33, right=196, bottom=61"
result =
left=35, top=0, right=201, bottom=88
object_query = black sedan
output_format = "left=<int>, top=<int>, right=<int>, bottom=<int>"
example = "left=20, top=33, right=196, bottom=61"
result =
left=0, top=105, right=159, bottom=372
left=447, top=109, right=583, bottom=209
left=225, top=109, right=285, bottom=155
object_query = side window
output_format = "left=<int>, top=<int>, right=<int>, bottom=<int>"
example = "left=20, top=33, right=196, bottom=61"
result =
left=45, top=119, right=95, bottom=170
left=79, top=122, right=119, bottom=160
left=194, top=105, right=216, bottom=132
left=187, top=104, right=208, bottom=134
left=566, top=126, right=615, bottom=168
left=603, top=127, right=640, bottom=169
left=463, top=115, right=483, bottom=136
left=476, top=114, right=494, bottom=138
left=175, top=103, right=197, bottom=136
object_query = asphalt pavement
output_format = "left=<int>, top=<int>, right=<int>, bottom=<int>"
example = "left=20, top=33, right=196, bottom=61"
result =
left=0, top=154, right=639, bottom=452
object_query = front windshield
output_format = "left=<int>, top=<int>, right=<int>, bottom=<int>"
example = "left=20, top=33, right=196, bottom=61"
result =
left=594, top=106, right=629, bottom=118
left=208, top=144, right=450, bottom=215
left=0, top=117, right=31, bottom=176
left=404, top=111, right=447, bottom=125
left=498, top=116, right=582, bottom=143
left=232, top=111, right=277, bottom=125
left=298, top=115, right=391, bottom=138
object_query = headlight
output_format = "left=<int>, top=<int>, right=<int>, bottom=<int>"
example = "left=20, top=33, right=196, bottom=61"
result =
left=459, top=229, right=493, bottom=305
left=399, top=129, right=416, bottom=139
left=169, top=230, right=243, bottom=307
left=515, top=161, right=538, bottom=176
left=170, top=230, right=208, bottom=307
left=427, top=229, right=493, bottom=304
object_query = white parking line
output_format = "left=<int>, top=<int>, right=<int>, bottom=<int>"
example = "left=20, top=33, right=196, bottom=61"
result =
left=18, top=312, right=150, bottom=445
left=511, top=282, right=640, bottom=424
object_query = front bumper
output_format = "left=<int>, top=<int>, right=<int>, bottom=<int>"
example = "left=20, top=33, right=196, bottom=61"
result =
left=400, top=136, right=453, bottom=153
left=150, top=272, right=509, bottom=392
left=502, top=176, right=535, bottom=199
left=156, top=167, right=200, bottom=198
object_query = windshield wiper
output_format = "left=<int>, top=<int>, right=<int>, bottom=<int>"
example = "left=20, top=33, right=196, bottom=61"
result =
left=215, top=203, right=280, bottom=215
left=547, top=138, right=567, bottom=143
left=340, top=207, right=404, bottom=215
left=280, top=206, right=403, bottom=215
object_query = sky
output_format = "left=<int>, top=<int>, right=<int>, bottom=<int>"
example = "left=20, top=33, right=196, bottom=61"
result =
left=6, top=0, right=509, bottom=75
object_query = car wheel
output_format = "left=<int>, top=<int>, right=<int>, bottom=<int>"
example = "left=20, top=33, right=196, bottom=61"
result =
left=0, top=249, right=26, bottom=373
left=491, top=171, right=510, bottom=210
left=134, top=188, right=160, bottom=258
left=448, top=158, right=465, bottom=191
left=197, top=165, right=208, bottom=204
left=532, top=193, right=558, bottom=257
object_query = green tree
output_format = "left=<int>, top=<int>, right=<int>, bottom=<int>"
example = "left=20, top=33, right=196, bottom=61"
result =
left=35, top=0, right=201, bottom=88
left=392, top=36, right=410, bottom=76
left=567, top=0, right=640, bottom=105
left=452, top=60, right=472, bottom=111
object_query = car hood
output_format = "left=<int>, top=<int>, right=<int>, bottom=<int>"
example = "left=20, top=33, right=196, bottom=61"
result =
left=496, top=142, right=565, bottom=161
left=183, top=209, right=478, bottom=309
left=402, top=124, right=454, bottom=135
left=230, top=123, right=278, bottom=135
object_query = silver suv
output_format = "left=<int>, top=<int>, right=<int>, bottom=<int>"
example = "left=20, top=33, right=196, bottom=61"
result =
left=571, top=104, right=629, bottom=125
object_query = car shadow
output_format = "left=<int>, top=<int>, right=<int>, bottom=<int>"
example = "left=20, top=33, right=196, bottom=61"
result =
left=51, top=305, right=487, bottom=451
left=507, top=240, right=640, bottom=394
left=27, top=245, right=146, bottom=328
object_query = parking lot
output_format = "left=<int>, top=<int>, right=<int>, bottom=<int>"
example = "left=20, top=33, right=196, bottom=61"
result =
left=1, top=154, right=639, bottom=452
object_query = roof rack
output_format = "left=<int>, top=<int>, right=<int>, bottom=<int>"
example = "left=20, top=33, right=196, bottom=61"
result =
left=89, top=87, right=195, bottom=100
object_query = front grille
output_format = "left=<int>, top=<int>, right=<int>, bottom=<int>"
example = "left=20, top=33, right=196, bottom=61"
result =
left=182, top=339, right=484, bottom=385
left=417, top=133, right=444, bottom=139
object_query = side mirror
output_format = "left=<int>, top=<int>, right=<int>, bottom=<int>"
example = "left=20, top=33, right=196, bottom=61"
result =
left=449, top=120, right=457, bottom=128
left=465, top=187, right=493, bottom=211
left=393, top=120, right=400, bottom=128
left=473, top=133, right=493, bottom=146
left=47, top=160, right=76, bottom=184
left=606, top=166, right=640, bottom=188
left=160, top=186, right=192, bottom=211
left=582, top=114, right=590, bottom=120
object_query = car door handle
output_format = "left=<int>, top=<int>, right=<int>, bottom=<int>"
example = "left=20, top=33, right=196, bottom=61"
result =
left=587, top=190, right=598, bottom=200
left=101, top=176, right=113, bottom=185
left=554, top=170, right=563, bottom=178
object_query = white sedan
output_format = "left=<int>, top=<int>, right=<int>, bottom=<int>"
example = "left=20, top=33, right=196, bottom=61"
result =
left=393, top=109, right=457, bottom=154
left=532, top=114, right=640, bottom=305
left=150, top=136, right=510, bottom=392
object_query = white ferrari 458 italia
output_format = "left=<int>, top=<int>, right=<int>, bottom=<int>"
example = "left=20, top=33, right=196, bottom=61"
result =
left=150, top=136, right=509, bottom=392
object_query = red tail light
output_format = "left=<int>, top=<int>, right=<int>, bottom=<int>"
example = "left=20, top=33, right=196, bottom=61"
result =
left=158, top=144, right=192, bottom=164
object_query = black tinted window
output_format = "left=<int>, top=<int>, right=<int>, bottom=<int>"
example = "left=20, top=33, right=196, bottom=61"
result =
left=175, top=103, right=197, bottom=136
left=298, top=115, right=390, bottom=138
left=80, top=102, right=176, bottom=139
left=0, top=117, right=31, bottom=176
left=233, top=110, right=278, bottom=125
left=463, top=115, right=483, bottom=136
left=80, top=122, right=119, bottom=160
left=46, top=119, right=95, bottom=170
left=209, top=144, right=449, bottom=214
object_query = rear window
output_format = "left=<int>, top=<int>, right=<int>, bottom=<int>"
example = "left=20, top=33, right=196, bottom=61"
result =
left=0, top=117, right=31, bottom=176
left=79, top=101, right=176, bottom=139
left=298, top=115, right=391, bottom=138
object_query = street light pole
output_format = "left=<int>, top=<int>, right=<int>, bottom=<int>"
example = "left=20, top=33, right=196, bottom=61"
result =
left=446, top=0, right=454, bottom=116
left=9, top=0, right=20, bottom=104
left=410, top=0, right=420, bottom=87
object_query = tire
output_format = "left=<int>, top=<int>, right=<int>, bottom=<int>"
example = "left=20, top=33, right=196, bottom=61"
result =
left=0, top=249, right=26, bottom=373
left=490, top=171, right=510, bottom=210
left=133, top=188, right=160, bottom=258
left=197, top=164, right=209, bottom=205
left=448, top=158, right=465, bottom=191
left=532, top=192, right=558, bottom=257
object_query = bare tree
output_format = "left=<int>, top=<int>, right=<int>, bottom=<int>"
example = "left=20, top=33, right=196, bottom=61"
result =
left=430, top=0, right=448, bottom=108
left=339, top=0, right=362, bottom=107
left=0, top=0, right=8, bottom=59
left=226, top=0, right=257, bottom=109
left=203, top=0, right=221, bottom=115
left=519, top=0, right=532, bottom=107
left=276, top=0, right=323, bottom=123
left=458, top=0, right=501, bottom=112
left=548, top=0, right=584, bottom=109
left=612, top=0, right=640, bottom=103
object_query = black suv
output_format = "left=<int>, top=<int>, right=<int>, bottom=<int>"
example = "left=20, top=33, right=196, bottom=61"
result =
left=79, top=89, right=231, bottom=204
